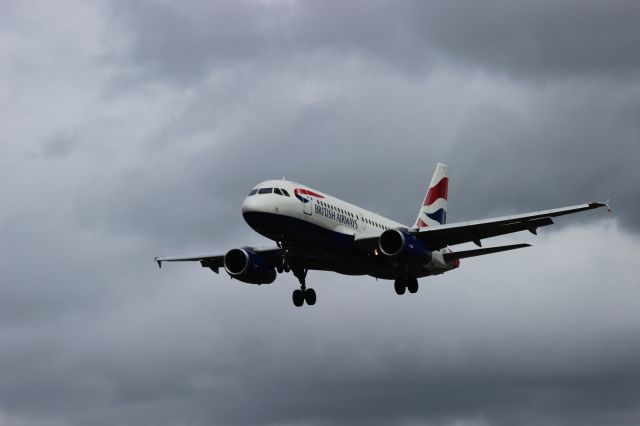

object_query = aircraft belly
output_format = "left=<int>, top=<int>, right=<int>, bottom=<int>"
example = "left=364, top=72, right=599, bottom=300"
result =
left=243, top=210, right=449, bottom=280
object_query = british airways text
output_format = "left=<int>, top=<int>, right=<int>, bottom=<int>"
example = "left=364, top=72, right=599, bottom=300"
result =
left=315, top=204, right=358, bottom=229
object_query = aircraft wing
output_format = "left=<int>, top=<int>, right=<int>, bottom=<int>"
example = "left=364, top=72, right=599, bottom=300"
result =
left=355, top=201, right=609, bottom=251
left=154, top=247, right=283, bottom=273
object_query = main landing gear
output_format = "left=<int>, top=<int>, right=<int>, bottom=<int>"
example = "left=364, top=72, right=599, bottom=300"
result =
left=292, top=267, right=316, bottom=307
left=276, top=244, right=316, bottom=307
left=394, top=277, right=419, bottom=295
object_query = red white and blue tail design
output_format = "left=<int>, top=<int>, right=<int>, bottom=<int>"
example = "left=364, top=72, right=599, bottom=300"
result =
left=414, top=163, right=448, bottom=229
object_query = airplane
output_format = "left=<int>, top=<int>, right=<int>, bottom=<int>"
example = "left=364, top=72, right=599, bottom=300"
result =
left=155, top=163, right=609, bottom=307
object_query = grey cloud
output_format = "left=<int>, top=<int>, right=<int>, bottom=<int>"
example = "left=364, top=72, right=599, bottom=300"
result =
left=404, top=0, right=640, bottom=80
left=447, top=81, right=639, bottom=228
left=2, top=1, right=640, bottom=425
left=110, top=0, right=285, bottom=83
left=112, top=0, right=640, bottom=84
left=3, top=225, right=640, bottom=425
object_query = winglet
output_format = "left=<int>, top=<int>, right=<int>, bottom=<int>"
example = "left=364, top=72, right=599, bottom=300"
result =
left=588, top=200, right=612, bottom=214
left=155, top=257, right=162, bottom=268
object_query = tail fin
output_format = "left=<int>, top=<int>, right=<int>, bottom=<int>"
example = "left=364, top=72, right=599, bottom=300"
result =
left=414, top=163, right=448, bottom=228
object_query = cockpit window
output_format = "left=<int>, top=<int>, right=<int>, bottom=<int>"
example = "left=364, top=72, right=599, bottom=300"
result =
left=258, top=187, right=273, bottom=194
left=274, top=188, right=283, bottom=195
left=281, top=189, right=290, bottom=197
left=248, top=189, right=258, bottom=196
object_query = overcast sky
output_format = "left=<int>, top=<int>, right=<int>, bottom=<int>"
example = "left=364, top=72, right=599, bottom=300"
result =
left=1, top=1, right=639, bottom=425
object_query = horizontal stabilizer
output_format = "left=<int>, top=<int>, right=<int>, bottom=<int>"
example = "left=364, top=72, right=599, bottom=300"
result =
left=443, top=243, right=531, bottom=262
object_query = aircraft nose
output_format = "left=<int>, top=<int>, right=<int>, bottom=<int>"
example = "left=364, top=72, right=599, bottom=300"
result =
left=242, top=194, right=268, bottom=215
left=242, top=194, right=270, bottom=231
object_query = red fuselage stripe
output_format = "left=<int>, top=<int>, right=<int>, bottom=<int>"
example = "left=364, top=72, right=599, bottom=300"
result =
left=295, top=188, right=325, bottom=198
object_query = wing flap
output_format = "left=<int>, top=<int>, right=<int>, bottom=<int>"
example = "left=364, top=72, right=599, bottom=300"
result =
left=427, top=216, right=554, bottom=248
left=443, top=243, right=531, bottom=262
left=154, top=254, right=225, bottom=272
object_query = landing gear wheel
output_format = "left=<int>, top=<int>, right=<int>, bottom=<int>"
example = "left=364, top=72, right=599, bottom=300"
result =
left=277, top=265, right=283, bottom=274
left=304, top=288, right=316, bottom=305
left=394, top=279, right=406, bottom=295
left=407, top=278, right=419, bottom=294
left=292, top=289, right=304, bottom=307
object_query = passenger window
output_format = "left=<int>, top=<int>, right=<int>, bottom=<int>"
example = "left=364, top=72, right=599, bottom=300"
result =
left=248, top=189, right=258, bottom=196
left=281, top=189, right=290, bottom=197
left=274, top=188, right=283, bottom=195
left=258, top=187, right=273, bottom=194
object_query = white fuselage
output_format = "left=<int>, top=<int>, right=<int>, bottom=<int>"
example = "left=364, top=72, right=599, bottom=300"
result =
left=243, top=180, right=402, bottom=236
left=241, top=180, right=453, bottom=279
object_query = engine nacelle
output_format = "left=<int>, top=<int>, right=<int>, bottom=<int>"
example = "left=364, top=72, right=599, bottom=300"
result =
left=379, top=228, right=432, bottom=264
left=223, top=248, right=276, bottom=285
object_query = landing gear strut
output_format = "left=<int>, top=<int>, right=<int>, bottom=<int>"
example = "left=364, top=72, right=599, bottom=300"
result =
left=394, top=277, right=419, bottom=295
left=276, top=241, right=291, bottom=274
left=291, top=268, right=316, bottom=307
left=276, top=257, right=290, bottom=274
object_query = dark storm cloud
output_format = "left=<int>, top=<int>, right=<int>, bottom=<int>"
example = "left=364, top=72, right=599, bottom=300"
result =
left=113, top=0, right=640, bottom=83
left=2, top=1, right=640, bottom=426
left=110, top=0, right=286, bottom=83
left=403, top=0, right=640, bottom=80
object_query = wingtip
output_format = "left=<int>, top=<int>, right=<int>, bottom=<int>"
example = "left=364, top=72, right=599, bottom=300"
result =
left=589, top=201, right=612, bottom=213
left=155, top=257, right=162, bottom=268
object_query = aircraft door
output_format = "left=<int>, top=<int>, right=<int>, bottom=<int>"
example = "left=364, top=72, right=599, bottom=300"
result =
left=360, top=212, right=366, bottom=230
left=303, top=197, right=313, bottom=216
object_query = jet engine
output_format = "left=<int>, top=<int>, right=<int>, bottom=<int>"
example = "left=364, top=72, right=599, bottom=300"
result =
left=379, top=228, right=432, bottom=264
left=224, top=248, right=276, bottom=284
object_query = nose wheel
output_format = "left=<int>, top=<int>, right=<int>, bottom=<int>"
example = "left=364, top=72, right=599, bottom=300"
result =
left=276, top=241, right=291, bottom=274
left=291, top=267, right=316, bottom=307
left=276, top=258, right=290, bottom=274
